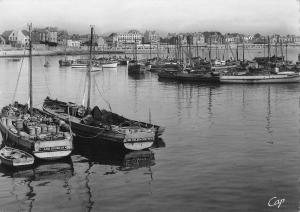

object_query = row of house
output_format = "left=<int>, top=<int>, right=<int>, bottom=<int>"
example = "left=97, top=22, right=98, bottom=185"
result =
left=2, top=27, right=300, bottom=49
left=0, top=27, right=68, bottom=47
left=165, top=32, right=300, bottom=46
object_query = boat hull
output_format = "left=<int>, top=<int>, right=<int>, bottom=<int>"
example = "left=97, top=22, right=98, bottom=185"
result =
left=220, top=74, right=300, bottom=83
left=0, top=114, right=73, bottom=161
left=128, top=64, right=146, bottom=74
left=42, top=97, right=164, bottom=150
left=102, top=62, right=118, bottom=68
left=0, top=147, right=34, bottom=167
left=33, top=149, right=72, bottom=160
left=59, top=60, right=73, bottom=67
left=71, top=64, right=88, bottom=68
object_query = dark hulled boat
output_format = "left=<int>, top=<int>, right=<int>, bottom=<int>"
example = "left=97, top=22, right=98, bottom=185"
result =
left=43, top=26, right=165, bottom=151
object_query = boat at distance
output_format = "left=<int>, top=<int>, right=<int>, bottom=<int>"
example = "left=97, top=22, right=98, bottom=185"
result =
left=220, top=72, right=300, bottom=83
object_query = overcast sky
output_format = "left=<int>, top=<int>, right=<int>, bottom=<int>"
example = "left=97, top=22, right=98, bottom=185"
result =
left=0, top=0, right=299, bottom=36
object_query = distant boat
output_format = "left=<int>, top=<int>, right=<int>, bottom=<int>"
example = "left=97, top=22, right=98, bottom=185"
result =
left=128, top=62, right=146, bottom=74
left=91, top=66, right=102, bottom=72
left=102, top=62, right=118, bottom=68
left=220, top=72, right=300, bottom=83
left=59, top=59, right=73, bottom=67
left=94, top=58, right=118, bottom=68
left=44, top=61, right=50, bottom=68
left=0, top=146, right=34, bottom=168
left=7, top=58, right=21, bottom=62
left=71, top=63, right=88, bottom=68
left=158, top=68, right=219, bottom=83
left=128, top=41, right=145, bottom=74
left=118, top=59, right=129, bottom=66
left=59, top=41, right=73, bottom=67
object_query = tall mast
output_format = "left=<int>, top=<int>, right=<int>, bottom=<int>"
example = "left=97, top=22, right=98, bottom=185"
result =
left=280, top=40, right=283, bottom=61
left=242, top=37, right=245, bottom=63
left=267, top=36, right=270, bottom=62
left=157, top=42, right=159, bottom=59
left=285, top=41, right=288, bottom=64
left=236, top=37, right=239, bottom=61
left=28, top=23, right=33, bottom=115
left=150, top=41, right=152, bottom=59
left=124, top=41, right=127, bottom=58
left=209, top=35, right=212, bottom=62
left=87, top=26, right=94, bottom=110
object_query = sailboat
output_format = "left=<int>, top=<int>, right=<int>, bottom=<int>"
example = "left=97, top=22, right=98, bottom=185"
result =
left=59, top=39, right=73, bottom=67
left=0, top=24, right=73, bottom=160
left=44, top=56, right=50, bottom=68
left=220, top=37, right=300, bottom=84
left=43, top=26, right=165, bottom=151
left=128, top=40, right=146, bottom=74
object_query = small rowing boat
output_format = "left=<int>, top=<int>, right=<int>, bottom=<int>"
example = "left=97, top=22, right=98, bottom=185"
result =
left=0, top=146, right=34, bottom=168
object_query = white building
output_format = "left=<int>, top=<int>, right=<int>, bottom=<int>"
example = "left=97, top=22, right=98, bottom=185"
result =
left=67, top=39, right=81, bottom=47
left=117, top=30, right=143, bottom=45
left=8, top=30, right=29, bottom=47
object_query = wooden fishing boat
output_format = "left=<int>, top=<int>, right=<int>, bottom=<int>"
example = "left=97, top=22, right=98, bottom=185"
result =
left=43, top=97, right=164, bottom=150
left=43, top=26, right=164, bottom=151
left=158, top=68, right=219, bottom=83
left=128, top=62, right=146, bottom=74
left=0, top=24, right=73, bottom=161
left=128, top=41, right=145, bottom=74
left=59, top=59, right=73, bottom=67
left=118, top=59, right=129, bottom=66
left=0, top=146, right=34, bottom=167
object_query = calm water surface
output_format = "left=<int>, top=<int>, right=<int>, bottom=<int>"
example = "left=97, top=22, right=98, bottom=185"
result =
left=0, top=50, right=299, bottom=211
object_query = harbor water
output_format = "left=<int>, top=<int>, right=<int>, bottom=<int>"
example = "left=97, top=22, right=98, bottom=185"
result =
left=0, top=49, right=300, bottom=211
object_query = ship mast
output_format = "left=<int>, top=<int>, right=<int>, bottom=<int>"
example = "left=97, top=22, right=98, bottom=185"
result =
left=28, top=23, right=33, bottom=115
left=87, top=26, right=94, bottom=110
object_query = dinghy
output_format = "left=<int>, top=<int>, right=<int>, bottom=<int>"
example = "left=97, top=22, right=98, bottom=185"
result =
left=0, top=146, right=34, bottom=168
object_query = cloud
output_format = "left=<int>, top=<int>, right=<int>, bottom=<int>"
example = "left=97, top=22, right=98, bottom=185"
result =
left=0, top=0, right=299, bottom=35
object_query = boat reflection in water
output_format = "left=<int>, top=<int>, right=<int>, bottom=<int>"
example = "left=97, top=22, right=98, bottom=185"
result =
left=73, top=137, right=161, bottom=173
left=0, top=158, right=74, bottom=212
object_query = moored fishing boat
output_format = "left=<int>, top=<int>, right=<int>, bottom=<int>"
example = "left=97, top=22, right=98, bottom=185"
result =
left=43, top=26, right=165, bottom=151
left=0, top=146, right=34, bottom=168
left=0, top=24, right=73, bottom=161
left=59, top=59, right=73, bottom=67
left=102, top=62, right=118, bottom=68
left=158, top=68, right=219, bottom=83
left=128, top=62, right=146, bottom=74
left=220, top=72, right=300, bottom=83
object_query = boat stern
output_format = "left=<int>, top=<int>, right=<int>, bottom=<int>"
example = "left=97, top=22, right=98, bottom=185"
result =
left=123, top=128, right=155, bottom=151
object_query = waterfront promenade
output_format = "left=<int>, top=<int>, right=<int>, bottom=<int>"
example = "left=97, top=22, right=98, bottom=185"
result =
left=1, top=43, right=300, bottom=58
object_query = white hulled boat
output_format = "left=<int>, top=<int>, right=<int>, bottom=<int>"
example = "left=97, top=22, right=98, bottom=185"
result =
left=0, top=24, right=73, bottom=161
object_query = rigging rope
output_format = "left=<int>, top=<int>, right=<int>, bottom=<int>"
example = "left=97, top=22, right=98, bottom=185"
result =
left=76, top=70, right=87, bottom=105
left=11, top=50, right=26, bottom=103
left=94, top=78, right=112, bottom=112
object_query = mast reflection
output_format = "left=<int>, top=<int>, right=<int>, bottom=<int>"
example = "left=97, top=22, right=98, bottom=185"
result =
left=0, top=158, right=74, bottom=212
